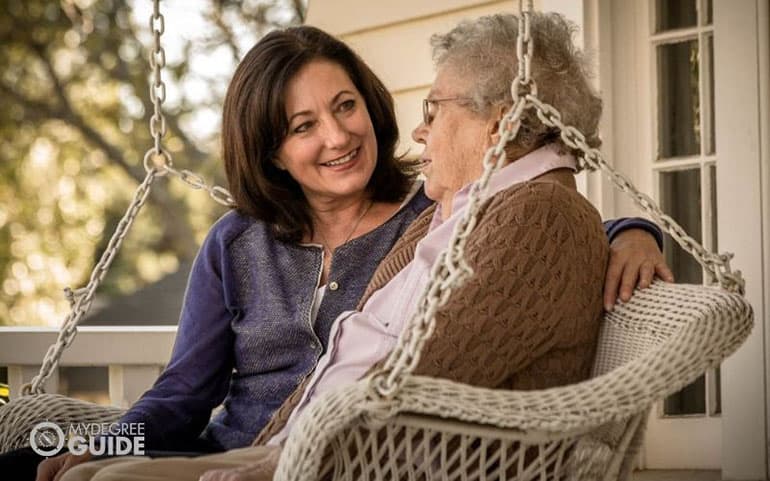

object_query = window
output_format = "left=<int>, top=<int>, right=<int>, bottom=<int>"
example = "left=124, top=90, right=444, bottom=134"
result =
left=652, top=0, right=720, bottom=417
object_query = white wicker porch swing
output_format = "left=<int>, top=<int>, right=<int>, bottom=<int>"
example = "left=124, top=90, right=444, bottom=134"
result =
left=0, top=1, right=754, bottom=480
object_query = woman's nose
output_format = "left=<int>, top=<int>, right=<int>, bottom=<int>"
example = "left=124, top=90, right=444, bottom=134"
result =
left=323, top=117, right=351, bottom=149
left=412, top=121, right=427, bottom=144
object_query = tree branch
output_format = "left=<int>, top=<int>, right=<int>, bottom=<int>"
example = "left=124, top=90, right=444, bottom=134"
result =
left=290, top=0, right=305, bottom=24
left=204, top=2, right=241, bottom=64
left=3, top=49, right=199, bottom=259
left=28, top=45, right=146, bottom=183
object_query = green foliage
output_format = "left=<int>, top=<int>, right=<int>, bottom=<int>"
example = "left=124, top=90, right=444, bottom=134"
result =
left=0, top=0, right=303, bottom=326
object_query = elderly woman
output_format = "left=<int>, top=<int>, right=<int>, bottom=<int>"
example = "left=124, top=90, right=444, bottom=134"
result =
left=36, top=17, right=669, bottom=481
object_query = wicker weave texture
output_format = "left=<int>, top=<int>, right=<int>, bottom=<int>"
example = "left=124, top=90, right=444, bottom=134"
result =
left=0, top=394, right=124, bottom=453
left=275, top=281, right=753, bottom=480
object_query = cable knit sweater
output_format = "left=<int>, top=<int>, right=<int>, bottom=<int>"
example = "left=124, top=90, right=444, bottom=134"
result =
left=252, top=177, right=609, bottom=446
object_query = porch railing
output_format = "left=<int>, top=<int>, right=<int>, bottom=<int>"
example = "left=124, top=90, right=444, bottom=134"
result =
left=0, top=326, right=176, bottom=407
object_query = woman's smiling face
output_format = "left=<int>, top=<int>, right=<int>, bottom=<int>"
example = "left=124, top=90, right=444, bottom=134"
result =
left=275, top=59, right=378, bottom=205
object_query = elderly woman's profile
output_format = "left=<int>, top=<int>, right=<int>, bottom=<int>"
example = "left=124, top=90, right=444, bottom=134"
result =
left=21, top=11, right=678, bottom=481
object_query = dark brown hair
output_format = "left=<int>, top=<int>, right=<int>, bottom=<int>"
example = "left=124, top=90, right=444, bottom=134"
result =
left=222, top=26, right=416, bottom=242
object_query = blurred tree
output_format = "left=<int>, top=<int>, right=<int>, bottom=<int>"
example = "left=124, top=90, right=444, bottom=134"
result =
left=0, top=0, right=304, bottom=326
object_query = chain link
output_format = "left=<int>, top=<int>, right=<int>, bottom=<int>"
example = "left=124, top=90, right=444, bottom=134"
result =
left=511, top=0, right=536, bottom=102
left=147, top=0, right=167, bottom=159
left=142, top=0, right=234, bottom=201
left=165, top=165, right=236, bottom=207
left=373, top=0, right=532, bottom=395
left=372, top=93, right=528, bottom=398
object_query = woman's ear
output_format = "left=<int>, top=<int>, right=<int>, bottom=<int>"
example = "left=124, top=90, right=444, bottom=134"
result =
left=486, top=103, right=509, bottom=147
left=274, top=158, right=286, bottom=171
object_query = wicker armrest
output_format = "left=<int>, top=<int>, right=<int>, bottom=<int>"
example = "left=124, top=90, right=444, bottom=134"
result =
left=0, top=394, right=125, bottom=453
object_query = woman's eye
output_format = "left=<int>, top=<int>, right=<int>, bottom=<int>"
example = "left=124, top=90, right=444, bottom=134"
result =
left=337, top=99, right=355, bottom=112
left=292, top=121, right=314, bottom=134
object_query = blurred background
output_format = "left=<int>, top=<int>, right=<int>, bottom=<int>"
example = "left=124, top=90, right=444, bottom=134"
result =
left=1, top=1, right=769, bottom=477
left=0, top=0, right=305, bottom=329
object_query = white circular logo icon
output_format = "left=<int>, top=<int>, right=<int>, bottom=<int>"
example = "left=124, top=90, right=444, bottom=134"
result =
left=30, top=421, right=65, bottom=456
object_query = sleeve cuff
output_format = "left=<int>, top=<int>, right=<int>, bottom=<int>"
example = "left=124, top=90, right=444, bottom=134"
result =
left=603, top=217, right=664, bottom=250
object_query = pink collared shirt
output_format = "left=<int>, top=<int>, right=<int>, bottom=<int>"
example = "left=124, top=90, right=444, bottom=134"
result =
left=269, top=144, right=577, bottom=444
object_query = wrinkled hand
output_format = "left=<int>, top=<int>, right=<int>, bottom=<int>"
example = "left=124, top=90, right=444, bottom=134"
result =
left=604, top=228, right=674, bottom=311
left=36, top=452, right=93, bottom=481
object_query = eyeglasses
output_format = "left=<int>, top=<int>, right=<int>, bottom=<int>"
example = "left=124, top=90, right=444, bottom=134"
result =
left=422, top=97, right=471, bottom=126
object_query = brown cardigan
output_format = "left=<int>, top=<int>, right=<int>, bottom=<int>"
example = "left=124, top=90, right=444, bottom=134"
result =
left=253, top=178, right=609, bottom=446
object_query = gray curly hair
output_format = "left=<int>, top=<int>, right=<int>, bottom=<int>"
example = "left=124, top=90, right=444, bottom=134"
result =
left=430, top=12, right=602, bottom=154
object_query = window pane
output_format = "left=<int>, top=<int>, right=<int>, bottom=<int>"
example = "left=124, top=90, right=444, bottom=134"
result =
left=660, top=169, right=702, bottom=284
left=658, top=40, right=701, bottom=159
left=661, top=168, right=706, bottom=416
left=706, top=0, right=713, bottom=25
left=656, top=0, right=697, bottom=32
left=665, top=374, right=706, bottom=415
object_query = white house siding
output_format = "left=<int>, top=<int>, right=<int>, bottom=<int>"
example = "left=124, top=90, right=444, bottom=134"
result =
left=307, top=1, right=522, bottom=158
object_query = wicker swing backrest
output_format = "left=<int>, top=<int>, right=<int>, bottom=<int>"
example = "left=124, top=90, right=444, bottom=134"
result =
left=272, top=275, right=752, bottom=481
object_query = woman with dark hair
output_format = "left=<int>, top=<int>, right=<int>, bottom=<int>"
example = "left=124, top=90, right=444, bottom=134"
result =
left=32, top=25, right=433, bottom=481
left=86, top=24, right=432, bottom=454
left=31, top=24, right=669, bottom=481
left=221, top=25, right=417, bottom=244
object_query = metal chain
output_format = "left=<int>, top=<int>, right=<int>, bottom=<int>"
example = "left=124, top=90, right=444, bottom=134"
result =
left=25, top=0, right=233, bottom=394
left=370, top=95, right=529, bottom=400
left=511, top=0, right=535, bottom=103
left=164, top=165, right=235, bottom=207
left=526, top=94, right=745, bottom=295
left=148, top=1, right=169, bottom=164
left=371, top=0, right=539, bottom=399
left=143, top=0, right=234, bottom=205
left=369, top=0, right=744, bottom=399
left=24, top=171, right=159, bottom=395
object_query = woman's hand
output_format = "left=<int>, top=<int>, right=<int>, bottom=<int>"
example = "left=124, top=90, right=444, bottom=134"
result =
left=36, top=452, right=92, bottom=481
left=604, top=228, right=674, bottom=311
